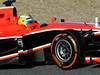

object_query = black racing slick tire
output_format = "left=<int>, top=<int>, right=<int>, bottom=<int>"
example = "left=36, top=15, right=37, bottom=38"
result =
left=19, top=50, right=45, bottom=68
left=51, top=32, right=84, bottom=69
left=19, top=53, right=34, bottom=68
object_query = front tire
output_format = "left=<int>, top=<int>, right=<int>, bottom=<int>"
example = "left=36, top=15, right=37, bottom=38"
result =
left=51, top=32, right=84, bottom=69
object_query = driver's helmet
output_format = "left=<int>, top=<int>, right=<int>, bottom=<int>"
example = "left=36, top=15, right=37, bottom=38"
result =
left=18, top=14, right=36, bottom=27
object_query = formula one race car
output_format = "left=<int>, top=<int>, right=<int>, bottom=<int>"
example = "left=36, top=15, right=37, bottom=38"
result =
left=1, top=0, right=100, bottom=69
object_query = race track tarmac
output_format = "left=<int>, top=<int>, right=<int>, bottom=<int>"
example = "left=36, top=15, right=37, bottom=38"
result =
left=0, top=63, right=100, bottom=75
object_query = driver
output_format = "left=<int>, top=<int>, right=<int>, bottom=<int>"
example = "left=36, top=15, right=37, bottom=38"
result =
left=18, top=14, right=40, bottom=29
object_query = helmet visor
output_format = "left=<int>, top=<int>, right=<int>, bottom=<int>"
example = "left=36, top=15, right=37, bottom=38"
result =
left=24, top=19, right=36, bottom=24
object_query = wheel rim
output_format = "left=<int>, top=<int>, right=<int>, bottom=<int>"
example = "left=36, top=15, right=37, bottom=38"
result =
left=55, top=39, right=73, bottom=63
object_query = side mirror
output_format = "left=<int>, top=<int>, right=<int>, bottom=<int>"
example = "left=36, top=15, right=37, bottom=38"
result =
left=7, top=0, right=16, bottom=2
left=40, top=23, right=48, bottom=27
left=3, top=0, right=16, bottom=6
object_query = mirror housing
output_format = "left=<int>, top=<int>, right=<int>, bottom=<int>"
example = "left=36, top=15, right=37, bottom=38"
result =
left=3, top=0, right=16, bottom=6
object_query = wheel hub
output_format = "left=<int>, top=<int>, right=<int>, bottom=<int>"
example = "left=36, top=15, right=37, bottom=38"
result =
left=55, top=39, right=72, bottom=62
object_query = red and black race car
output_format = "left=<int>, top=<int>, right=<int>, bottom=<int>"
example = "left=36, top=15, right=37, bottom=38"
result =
left=1, top=0, right=100, bottom=69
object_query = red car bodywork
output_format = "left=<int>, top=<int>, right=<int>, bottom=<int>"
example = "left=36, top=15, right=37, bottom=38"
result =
left=1, top=6, right=100, bottom=37
left=0, top=5, right=100, bottom=67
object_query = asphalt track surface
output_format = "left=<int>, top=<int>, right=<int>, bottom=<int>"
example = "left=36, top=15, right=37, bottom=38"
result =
left=0, top=63, right=100, bottom=75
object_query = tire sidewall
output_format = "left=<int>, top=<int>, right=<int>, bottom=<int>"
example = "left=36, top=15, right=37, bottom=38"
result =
left=51, top=33, right=80, bottom=69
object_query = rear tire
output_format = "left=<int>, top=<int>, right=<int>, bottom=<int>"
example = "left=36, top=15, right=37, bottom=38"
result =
left=19, top=50, right=45, bottom=68
left=51, top=32, right=84, bottom=69
left=19, top=53, right=34, bottom=68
